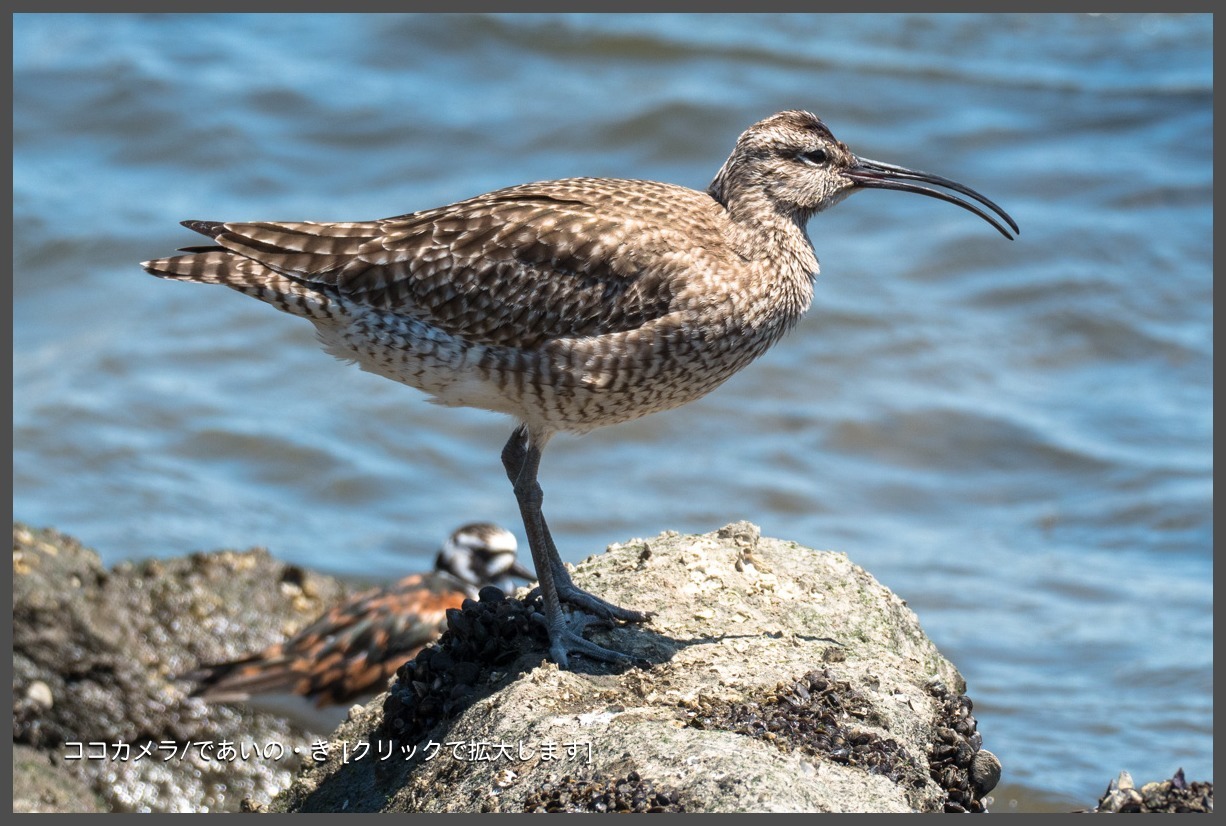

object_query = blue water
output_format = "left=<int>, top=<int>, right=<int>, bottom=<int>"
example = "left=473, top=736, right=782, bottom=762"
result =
left=13, top=13, right=1212, bottom=810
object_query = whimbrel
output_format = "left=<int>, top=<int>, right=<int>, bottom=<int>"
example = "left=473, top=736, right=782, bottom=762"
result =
left=143, top=110, right=1017, bottom=668
left=185, top=523, right=531, bottom=706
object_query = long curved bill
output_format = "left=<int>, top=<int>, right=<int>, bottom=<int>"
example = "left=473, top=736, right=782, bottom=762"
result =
left=845, top=157, right=1019, bottom=240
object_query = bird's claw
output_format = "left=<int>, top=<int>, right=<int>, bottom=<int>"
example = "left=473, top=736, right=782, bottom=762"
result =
left=524, top=582, right=650, bottom=624
left=553, top=577, right=651, bottom=623
left=531, top=609, right=635, bottom=668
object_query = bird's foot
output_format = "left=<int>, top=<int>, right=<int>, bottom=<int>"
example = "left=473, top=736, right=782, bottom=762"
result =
left=532, top=610, right=633, bottom=668
left=554, top=580, right=650, bottom=624
left=523, top=579, right=650, bottom=624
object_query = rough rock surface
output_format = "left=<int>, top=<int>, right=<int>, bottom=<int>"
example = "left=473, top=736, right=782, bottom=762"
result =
left=1088, top=769, right=1213, bottom=814
left=12, top=522, right=353, bottom=812
left=15, top=520, right=1213, bottom=813
left=12, top=743, right=106, bottom=813
left=272, top=522, right=999, bottom=813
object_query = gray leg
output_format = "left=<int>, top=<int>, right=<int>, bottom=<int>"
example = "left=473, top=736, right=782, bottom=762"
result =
left=500, top=426, right=645, bottom=667
left=537, top=518, right=650, bottom=623
left=501, top=426, right=648, bottom=622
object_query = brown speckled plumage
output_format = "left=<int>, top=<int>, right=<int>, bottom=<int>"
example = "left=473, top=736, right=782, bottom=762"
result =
left=145, top=110, right=1016, bottom=667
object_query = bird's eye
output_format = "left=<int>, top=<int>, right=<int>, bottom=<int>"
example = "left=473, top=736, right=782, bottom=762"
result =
left=798, top=149, right=829, bottom=167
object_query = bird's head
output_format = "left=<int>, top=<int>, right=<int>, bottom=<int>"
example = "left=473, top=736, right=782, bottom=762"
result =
left=709, top=110, right=1017, bottom=239
left=436, top=522, right=534, bottom=595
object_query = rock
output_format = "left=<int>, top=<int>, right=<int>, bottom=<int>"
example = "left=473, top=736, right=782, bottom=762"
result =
left=1091, top=768, right=1213, bottom=813
left=11, top=522, right=352, bottom=812
left=272, top=522, right=998, bottom=813
left=12, top=743, right=106, bottom=813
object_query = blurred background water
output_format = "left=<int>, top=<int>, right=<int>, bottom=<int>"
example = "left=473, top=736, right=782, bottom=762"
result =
left=13, top=13, right=1211, bottom=811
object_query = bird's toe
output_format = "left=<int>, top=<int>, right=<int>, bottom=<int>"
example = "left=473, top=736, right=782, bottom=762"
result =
left=554, top=582, right=650, bottom=624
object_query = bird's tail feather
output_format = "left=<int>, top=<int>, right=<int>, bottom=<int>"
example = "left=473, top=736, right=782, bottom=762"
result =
left=141, top=251, right=340, bottom=321
left=180, top=656, right=303, bottom=704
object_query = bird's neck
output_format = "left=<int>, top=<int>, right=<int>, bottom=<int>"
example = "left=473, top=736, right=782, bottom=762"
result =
left=717, top=193, right=820, bottom=310
left=710, top=178, right=819, bottom=272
